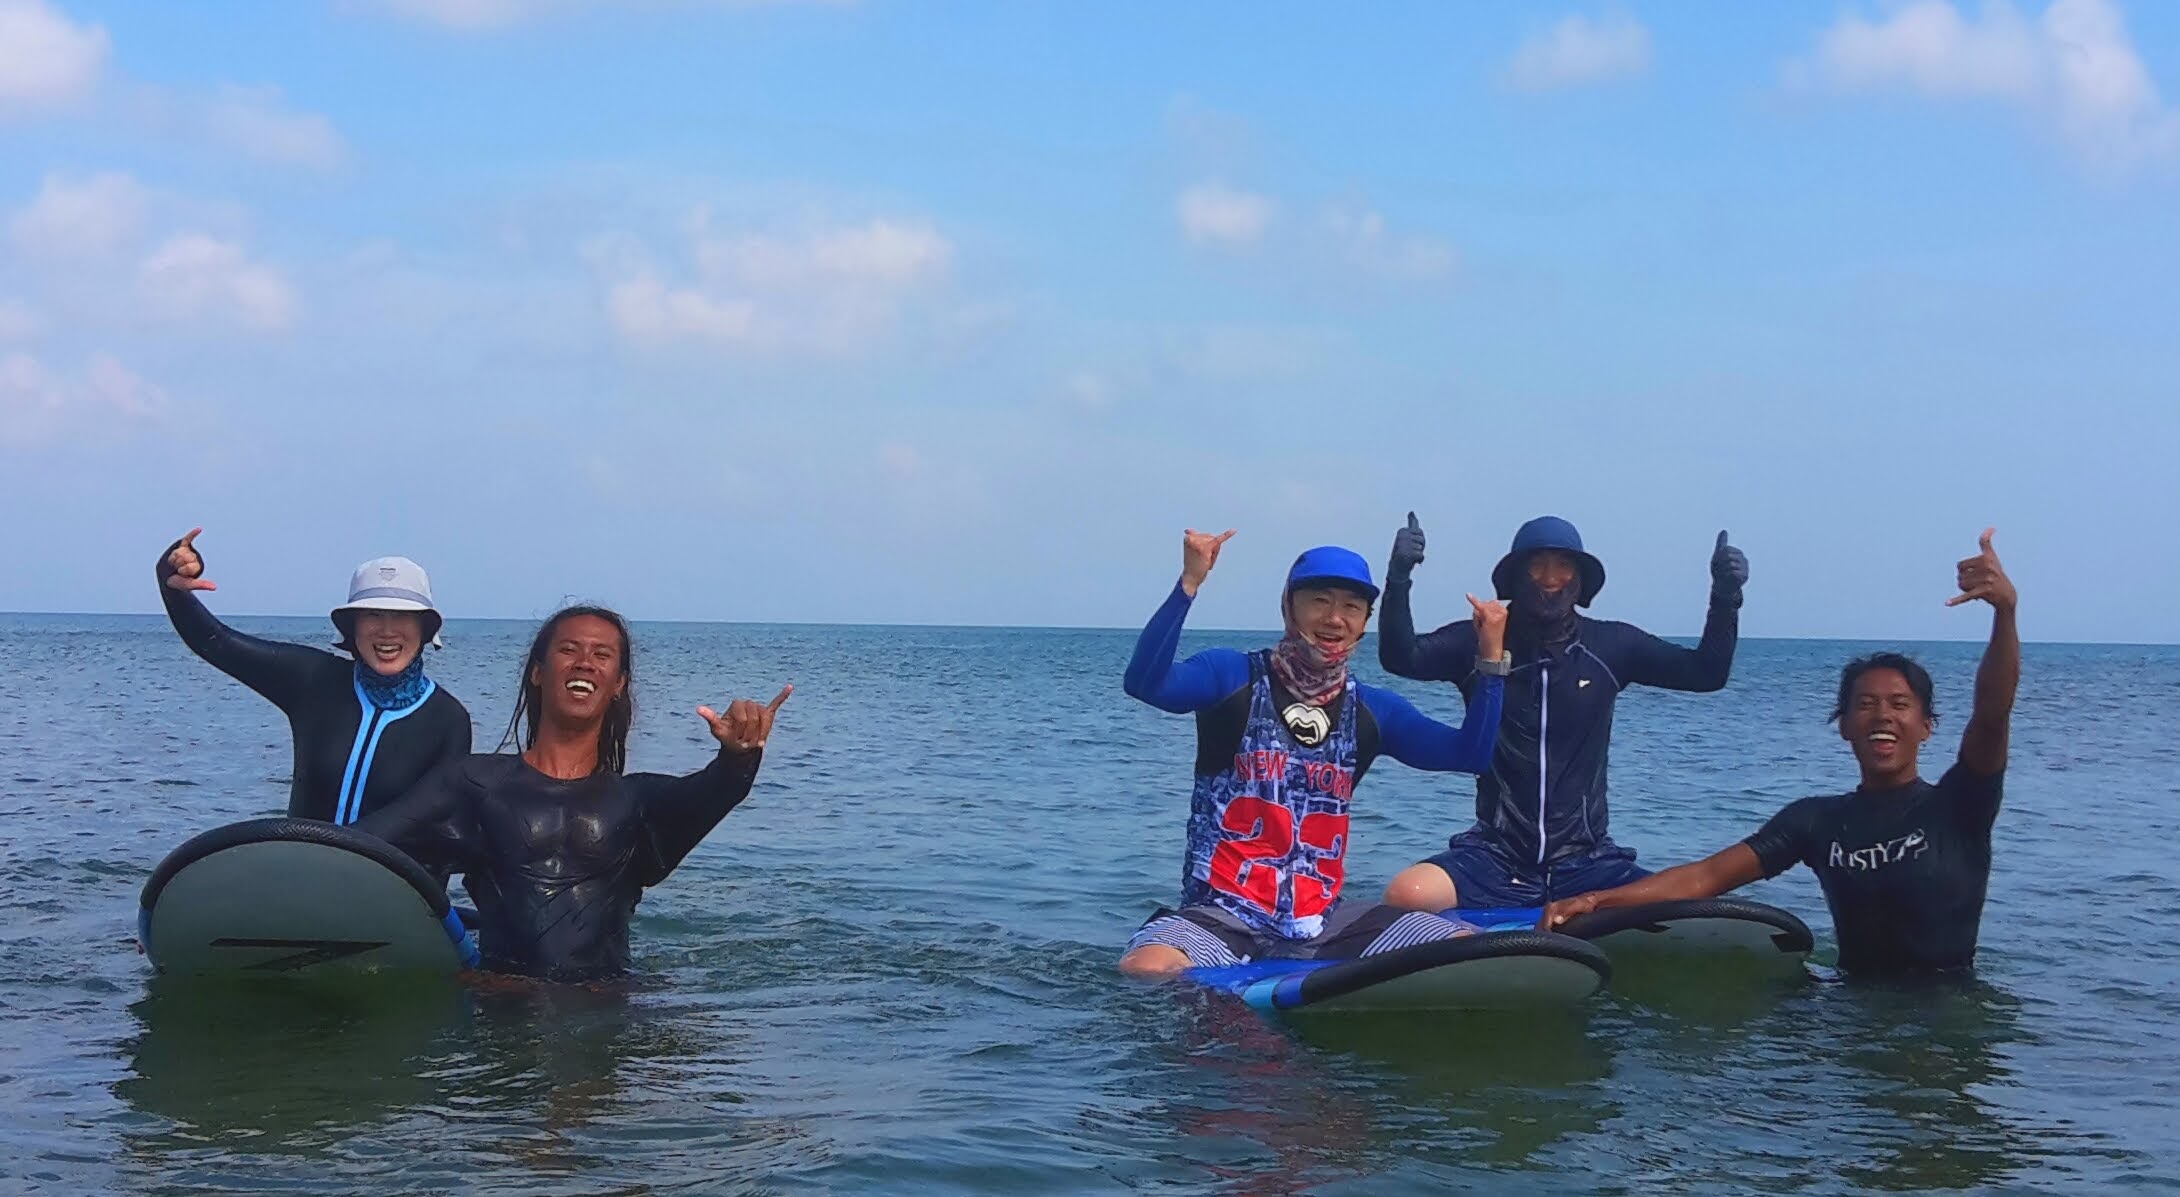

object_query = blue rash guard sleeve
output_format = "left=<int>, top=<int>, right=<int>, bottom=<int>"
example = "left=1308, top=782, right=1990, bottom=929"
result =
left=1121, top=582, right=1252, bottom=714
left=1359, top=677, right=1505, bottom=773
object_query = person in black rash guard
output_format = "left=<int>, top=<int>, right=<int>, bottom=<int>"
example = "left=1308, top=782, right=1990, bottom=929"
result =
left=1543, top=530, right=2021, bottom=978
left=358, top=605, right=791, bottom=981
left=157, top=528, right=472, bottom=824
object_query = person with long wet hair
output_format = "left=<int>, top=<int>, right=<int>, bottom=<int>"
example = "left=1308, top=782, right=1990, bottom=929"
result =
left=156, top=527, right=473, bottom=824
left=359, top=605, right=790, bottom=981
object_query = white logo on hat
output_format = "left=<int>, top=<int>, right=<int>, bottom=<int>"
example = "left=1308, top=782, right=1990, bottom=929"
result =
left=379, top=566, right=398, bottom=581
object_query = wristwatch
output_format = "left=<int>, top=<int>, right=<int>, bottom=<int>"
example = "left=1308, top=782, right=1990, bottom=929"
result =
left=1474, top=651, right=1512, bottom=677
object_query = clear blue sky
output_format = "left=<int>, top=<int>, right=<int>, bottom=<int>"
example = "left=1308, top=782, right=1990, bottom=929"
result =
left=5, top=0, right=2176, bottom=640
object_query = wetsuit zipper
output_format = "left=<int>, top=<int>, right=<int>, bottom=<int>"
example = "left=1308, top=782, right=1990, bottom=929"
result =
left=1537, top=663, right=1550, bottom=866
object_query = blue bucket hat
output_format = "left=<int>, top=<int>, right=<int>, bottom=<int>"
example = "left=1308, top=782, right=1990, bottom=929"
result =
left=1286, top=546, right=1380, bottom=603
left=1492, top=516, right=1605, bottom=607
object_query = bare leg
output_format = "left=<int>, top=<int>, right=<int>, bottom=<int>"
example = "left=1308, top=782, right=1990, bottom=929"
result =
left=1381, top=862, right=1459, bottom=912
left=1117, top=944, right=1193, bottom=978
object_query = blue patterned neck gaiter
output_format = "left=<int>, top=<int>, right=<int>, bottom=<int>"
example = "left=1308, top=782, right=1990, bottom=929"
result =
left=357, top=655, right=430, bottom=710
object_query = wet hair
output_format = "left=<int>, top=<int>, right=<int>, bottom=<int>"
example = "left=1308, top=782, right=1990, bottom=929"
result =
left=1830, top=652, right=1937, bottom=725
left=501, top=604, right=635, bottom=775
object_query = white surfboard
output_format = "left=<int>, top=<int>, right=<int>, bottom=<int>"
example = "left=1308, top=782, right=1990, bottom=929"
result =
left=139, top=818, right=477, bottom=977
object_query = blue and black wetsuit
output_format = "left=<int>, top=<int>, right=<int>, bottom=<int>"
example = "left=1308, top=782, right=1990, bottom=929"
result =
left=1121, top=582, right=1504, bottom=965
left=157, top=551, right=472, bottom=824
left=1378, top=579, right=1737, bottom=906
left=358, top=748, right=763, bottom=980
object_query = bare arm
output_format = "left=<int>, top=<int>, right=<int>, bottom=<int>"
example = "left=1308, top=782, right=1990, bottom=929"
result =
left=1541, top=844, right=1765, bottom=929
left=1950, top=529, right=2019, bottom=777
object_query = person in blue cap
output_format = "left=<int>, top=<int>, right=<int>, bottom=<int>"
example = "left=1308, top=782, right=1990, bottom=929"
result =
left=1375, top=513, right=1748, bottom=912
left=1117, top=527, right=1510, bottom=977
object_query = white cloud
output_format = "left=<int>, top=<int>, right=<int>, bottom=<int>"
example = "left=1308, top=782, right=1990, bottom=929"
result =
left=1323, top=202, right=1457, bottom=281
left=870, top=439, right=985, bottom=524
left=8, top=171, right=148, bottom=260
left=1177, top=182, right=1274, bottom=247
left=1794, top=0, right=2179, bottom=174
left=369, top=0, right=844, bottom=31
left=137, top=235, right=298, bottom=331
left=606, top=272, right=759, bottom=344
left=1062, top=371, right=1113, bottom=415
left=0, top=299, right=37, bottom=341
left=375, top=0, right=535, bottom=27
left=1507, top=12, right=1653, bottom=92
left=0, top=351, right=165, bottom=448
left=596, top=212, right=952, bottom=354
left=198, top=85, right=349, bottom=171
left=1170, top=325, right=1346, bottom=385
left=0, top=0, right=107, bottom=117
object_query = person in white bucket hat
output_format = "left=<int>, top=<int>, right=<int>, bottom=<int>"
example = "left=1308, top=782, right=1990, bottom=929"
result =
left=156, top=527, right=474, bottom=826
left=334, top=556, right=446, bottom=652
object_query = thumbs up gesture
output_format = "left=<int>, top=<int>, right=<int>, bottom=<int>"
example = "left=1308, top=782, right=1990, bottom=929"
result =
left=1388, top=512, right=1426, bottom=580
left=1945, top=528, right=2015, bottom=614
left=1709, top=529, right=1748, bottom=605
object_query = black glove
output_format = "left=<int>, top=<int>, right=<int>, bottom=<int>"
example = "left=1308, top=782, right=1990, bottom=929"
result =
left=1388, top=512, right=1426, bottom=582
left=1710, top=530, right=1748, bottom=607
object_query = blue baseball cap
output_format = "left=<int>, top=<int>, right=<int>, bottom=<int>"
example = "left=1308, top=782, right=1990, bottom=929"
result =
left=1286, top=546, right=1380, bottom=603
left=1492, top=515, right=1605, bottom=606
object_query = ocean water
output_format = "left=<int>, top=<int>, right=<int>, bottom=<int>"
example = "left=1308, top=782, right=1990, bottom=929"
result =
left=2, top=613, right=2176, bottom=1195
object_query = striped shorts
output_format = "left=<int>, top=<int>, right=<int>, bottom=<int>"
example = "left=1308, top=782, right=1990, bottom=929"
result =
left=1125, top=901, right=1475, bottom=969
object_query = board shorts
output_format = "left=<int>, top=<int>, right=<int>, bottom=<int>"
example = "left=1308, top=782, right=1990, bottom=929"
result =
left=1426, top=830, right=1651, bottom=910
left=1126, top=901, right=1477, bottom=969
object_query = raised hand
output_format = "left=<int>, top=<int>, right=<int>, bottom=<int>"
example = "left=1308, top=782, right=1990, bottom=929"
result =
left=698, top=684, right=793, bottom=752
left=1709, top=529, right=1748, bottom=598
left=1467, top=592, right=1508, bottom=662
left=1180, top=528, right=1235, bottom=597
left=1945, top=528, right=2015, bottom=613
left=1388, top=512, right=1427, bottom=579
left=163, top=527, right=218, bottom=592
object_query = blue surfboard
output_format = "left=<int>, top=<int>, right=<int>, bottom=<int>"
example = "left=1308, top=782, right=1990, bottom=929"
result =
left=1186, top=929, right=1610, bottom=1013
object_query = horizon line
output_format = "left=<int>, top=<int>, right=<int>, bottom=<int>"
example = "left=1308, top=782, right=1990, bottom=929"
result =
left=2, top=609, right=2171, bottom=649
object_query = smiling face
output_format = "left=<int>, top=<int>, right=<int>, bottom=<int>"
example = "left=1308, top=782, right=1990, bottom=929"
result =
left=1527, top=550, right=1579, bottom=602
left=349, top=610, right=426, bottom=676
left=530, top=613, right=629, bottom=729
left=1839, top=667, right=1934, bottom=788
left=1285, top=585, right=1372, bottom=660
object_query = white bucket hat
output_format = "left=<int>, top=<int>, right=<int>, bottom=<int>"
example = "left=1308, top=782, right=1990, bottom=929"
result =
left=331, top=556, right=444, bottom=649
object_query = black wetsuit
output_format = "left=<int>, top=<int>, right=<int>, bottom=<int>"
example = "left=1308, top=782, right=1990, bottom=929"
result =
left=1743, top=762, right=2002, bottom=976
left=356, top=750, right=763, bottom=980
left=157, top=554, right=473, bottom=823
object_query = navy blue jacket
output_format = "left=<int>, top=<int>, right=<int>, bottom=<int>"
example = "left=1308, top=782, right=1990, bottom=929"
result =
left=1378, top=577, right=1738, bottom=869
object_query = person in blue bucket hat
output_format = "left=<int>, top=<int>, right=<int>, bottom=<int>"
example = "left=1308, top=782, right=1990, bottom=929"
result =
left=1115, top=528, right=1509, bottom=977
left=1375, top=513, right=1749, bottom=913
